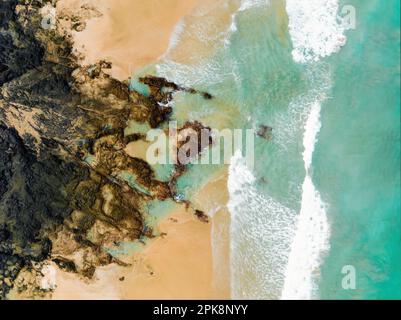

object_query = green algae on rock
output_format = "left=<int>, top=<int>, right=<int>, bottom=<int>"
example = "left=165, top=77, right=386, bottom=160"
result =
left=0, top=0, right=214, bottom=299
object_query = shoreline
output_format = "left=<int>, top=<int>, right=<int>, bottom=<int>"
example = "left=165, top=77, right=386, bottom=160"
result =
left=57, top=0, right=200, bottom=80
left=50, top=207, right=217, bottom=299
left=192, top=168, right=231, bottom=298
left=48, top=168, right=231, bottom=299
left=47, top=0, right=231, bottom=300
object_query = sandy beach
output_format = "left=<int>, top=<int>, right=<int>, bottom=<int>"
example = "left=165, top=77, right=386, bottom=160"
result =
left=192, top=169, right=231, bottom=298
left=57, top=0, right=200, bottom=80
left=44, top=0, right=231, bottom=300
left=48, top=168, right=230, bottom=299
left=50, top=207, right=216, bottom=299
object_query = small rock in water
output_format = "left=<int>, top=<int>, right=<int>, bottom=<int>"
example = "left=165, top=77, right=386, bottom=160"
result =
left=257, top=125, right=273, bottom=140
left=194, top=210, right=209, bottom=223
left=202, top=92, right=213, bottom=100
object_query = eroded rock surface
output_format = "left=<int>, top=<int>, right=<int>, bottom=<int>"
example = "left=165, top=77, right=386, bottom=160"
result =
left=0, top=0, right=213, bottom=299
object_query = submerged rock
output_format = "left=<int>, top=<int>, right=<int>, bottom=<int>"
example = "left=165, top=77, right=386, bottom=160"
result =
left=257, top=125, right=273, bottom=140
left=139, top=75, right=214, bottom=105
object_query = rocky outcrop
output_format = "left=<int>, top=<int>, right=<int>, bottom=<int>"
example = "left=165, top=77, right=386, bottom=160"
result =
left=0, top=0, right=214, bottom=299
left=0, top=0, right=45, bottom=86
left=256, top=125, right=273, bottom=140
left=139, top=75, right=214, bottom=105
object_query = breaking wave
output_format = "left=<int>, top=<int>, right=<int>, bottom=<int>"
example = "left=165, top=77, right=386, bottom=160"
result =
left=281, top=101, right=330, bottom=299
left=285, top=0, right=347, bottom=63
left=228, top=151, right=297, bottom=299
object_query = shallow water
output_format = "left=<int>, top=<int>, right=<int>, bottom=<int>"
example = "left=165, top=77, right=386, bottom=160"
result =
left=136, top=0, right=400, bottom=299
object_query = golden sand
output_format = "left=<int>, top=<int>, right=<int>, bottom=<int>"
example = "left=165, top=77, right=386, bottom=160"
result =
left=49, top=168, right=230, bottom=299
left=164, top=0, right=241, bottom=64
left=57, top=0, right=200, bottom=80
left=45, top=0, right=234, bottom=300
left=51, top=207, right=215, bottom=299
left=124, top=140, right=152, bottom=163
left=192, top=168, right=231, bottom=298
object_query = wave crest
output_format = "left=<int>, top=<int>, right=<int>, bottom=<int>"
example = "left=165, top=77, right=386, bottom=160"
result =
left=285, top=0, right=347, bottom=63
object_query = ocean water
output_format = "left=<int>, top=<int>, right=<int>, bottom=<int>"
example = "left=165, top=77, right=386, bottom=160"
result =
left=140, top=0, right=400, bottom=299
left=315, top=0, right=401, bottom=299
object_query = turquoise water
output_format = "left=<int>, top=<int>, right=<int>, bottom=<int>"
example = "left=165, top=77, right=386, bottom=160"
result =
left=139, top=0, right=400, bottom=299
left=316, top=0, right=401, bottom=299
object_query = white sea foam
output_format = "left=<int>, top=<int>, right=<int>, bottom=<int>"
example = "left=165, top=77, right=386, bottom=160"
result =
left=159, top=0, right=277, bottom=90
left=280, top=0, right=343, bottom=298
left=226, top=0, right=338, bottom=299
left=228, top=150, right=297, bottom=299
left=164, top=20, right=186, bottom=56
left=302, top=102, right=322, bottom=171
left=285, top=0, right=347, bottom=63
left=156, top=58, right=227, bottom=87
left=157, top=0, right=337, bottom=300
left=158, top=1, right=239, bottom=86
left=239, top=0, right=269, bottom=12
left=281, top=101, right=330, bottom=300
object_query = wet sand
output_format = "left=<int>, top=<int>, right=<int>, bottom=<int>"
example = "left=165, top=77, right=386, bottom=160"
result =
left=192, top=168, right=231, bottom=298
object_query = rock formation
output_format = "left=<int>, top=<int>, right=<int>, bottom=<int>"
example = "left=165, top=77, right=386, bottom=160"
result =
left=0, top=0, right=213, bottom=299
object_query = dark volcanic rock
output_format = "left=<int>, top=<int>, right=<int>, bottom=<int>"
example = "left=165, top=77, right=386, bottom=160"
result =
left=0, top=124, right=86, bottom=297
left=0, top=0, right=144, bottom=298
left=0, top=0, right=44, bottom=86
left=0, top=0, right=214, bottom=299
left=194, top=210, right=209, bottom=223
left=139, top=75, right=214, bottom=105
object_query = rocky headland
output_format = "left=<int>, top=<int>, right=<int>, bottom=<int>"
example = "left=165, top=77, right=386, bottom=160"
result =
left=0, top=0, right=212, bottom=299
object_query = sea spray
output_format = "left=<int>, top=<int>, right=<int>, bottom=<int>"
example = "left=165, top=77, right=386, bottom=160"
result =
left=150, top=0, right=400, bottom=300
left=155, top=0, right=341, bottom=299
left=239, top=0, right=268, bottom=12
left=285, top=0, right=347, bottom=63
left=228, top=150, right=297, bottom=299
left=281, top=102, right=330, bottom=299
left=280, top=0, right=347, bottom=299
left=164, top=19, right=186, bottom=56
